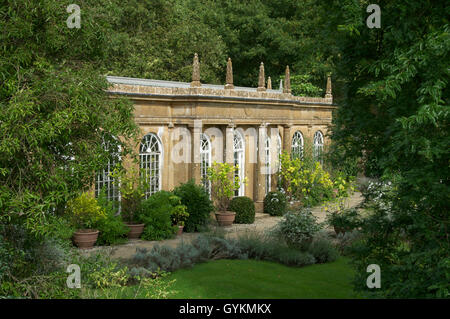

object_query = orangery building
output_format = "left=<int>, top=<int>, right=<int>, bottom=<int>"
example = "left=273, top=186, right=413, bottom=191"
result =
left=97, top=54, right=335, bottom=212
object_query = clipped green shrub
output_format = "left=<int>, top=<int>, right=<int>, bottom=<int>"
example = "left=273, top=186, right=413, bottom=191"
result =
left=228, top=196, right=255, bottom=224
left=263, top=191, right=287, bottom=216
left=173, top=180, right=214, bottom=232
left=136, top=191, right=178, bottom=241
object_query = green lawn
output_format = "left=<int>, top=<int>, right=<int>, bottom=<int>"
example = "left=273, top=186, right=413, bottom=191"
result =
left=168, top=257, right=359, bottom=299
left=93, top=257, right=360, bottom=299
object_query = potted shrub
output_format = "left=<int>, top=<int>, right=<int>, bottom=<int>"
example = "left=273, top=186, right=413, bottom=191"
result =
left=207, top=162, right=246, bottom=226
left=68, top=192, right=107, bottom=249
left=111, top=167, right=146, bottom=239
left=326, top=208, right=361, bottom=234
left=169, top=195, right=189, bottom=235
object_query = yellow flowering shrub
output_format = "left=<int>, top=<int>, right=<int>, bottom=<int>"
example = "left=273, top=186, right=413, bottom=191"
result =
left=67, top=192, right=106, bottom=230
left=207, top=162, right=247, bottom=212
left=278, top=151, right=338, bottom=207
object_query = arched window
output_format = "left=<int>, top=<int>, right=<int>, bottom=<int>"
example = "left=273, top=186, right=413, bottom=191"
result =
left=313, top=131, right=324, bottom=163
left=264, top=137, right=271, bottom=195
left=200, top=133, right=211, bottom=195
left=233, top=130, right=245, bottom=196
left=95, top=139, right=120, bottom=210
left=140, top=133, right=162, bottom=198
left=291, top=131, right=304, bottom=159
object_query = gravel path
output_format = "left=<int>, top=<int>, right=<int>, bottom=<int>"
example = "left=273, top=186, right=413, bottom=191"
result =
left=83, top=192, right=364, bottom=260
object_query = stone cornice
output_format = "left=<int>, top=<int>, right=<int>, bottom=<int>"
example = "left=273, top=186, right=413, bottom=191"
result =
left=106, top=77, right=336, bottom=108
left=108, top=90, right=337, bottom=109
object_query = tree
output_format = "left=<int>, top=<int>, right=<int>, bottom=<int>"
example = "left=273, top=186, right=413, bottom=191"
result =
left=323, top=0, right=449, bottom=297
left=0, top=0, right=138, bottom=236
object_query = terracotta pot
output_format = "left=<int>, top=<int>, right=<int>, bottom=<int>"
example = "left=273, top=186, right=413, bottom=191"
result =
left=73, top=229, right=99, bottom=249
left=126, top=223, right=145, bottom=239
left=215, top=211, right=236, bottom=226
left=177, top=225, right=184, bottom=236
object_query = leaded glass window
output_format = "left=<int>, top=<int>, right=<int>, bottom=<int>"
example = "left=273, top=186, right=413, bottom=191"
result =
left=313, top=131, right=324, bottom=164
left=95, top=142, right=120, bottom=210
left=291, top=131, right=304, bottom=159
left=140, top=133, right=162, bottom=198
left=264, top=137, right=271, bottom=195
left=200, top=133, right=211, bottom=195
left=233, top=130, right=245, bottom=197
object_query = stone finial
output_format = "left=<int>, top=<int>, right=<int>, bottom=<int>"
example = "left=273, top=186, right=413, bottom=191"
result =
left=325, top=75, right=332, bottom=98
left=283, top=65, right=291, bottom=94
left=190, top=53, right=201, bottom=87
left=267, top=76, right=272, bottom=90
left=225, top=57, right=234, bottom=89
left=257, top=62, right=266, bottom=91
left=279, top=79, right=283, bottom=91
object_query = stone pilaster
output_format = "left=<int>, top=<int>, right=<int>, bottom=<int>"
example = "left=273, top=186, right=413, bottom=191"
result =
left=255, top=123, right=267, bottom=212
left=167, top=123, right=175, bottom=190
left=189, top=121, right=202, bottom=183
left=225, top=123, right=235, bottom=164
left=283, top=124, right=292, bottom=155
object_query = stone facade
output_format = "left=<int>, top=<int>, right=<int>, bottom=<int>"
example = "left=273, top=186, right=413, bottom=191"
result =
left=104, top=56, right=335, bottom=212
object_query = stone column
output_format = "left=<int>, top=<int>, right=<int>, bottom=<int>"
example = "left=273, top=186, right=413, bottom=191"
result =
left=255, top=123, right=267, bottom=212
left=225, top=123, right=235, bottom=164
left=283, top=124, right=292, bottom=156
left=268, top=125, right=279, bottom=192
left=189, top=121, right=202, bottom=183
left=166, top=123, right=175, bottom=190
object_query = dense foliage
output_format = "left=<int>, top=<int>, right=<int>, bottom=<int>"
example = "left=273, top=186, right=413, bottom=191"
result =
left=173, top=180, right=214, bottom=232
left=228, top=196, right=256, bottom=224
left=136, top=191, right=182, bottom=241
left=95, top=190, right=129, bottom=245
left=326, top=208, right=361, bottom=235
left=263, top=191, right=287, bottom=216
left=0, top=0, right=139, bottom=239
left=321, top=0, right=449, bottom=298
